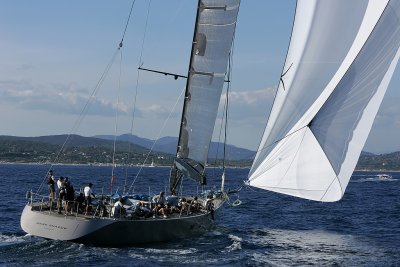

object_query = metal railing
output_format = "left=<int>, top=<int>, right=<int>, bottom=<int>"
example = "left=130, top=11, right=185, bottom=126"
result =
left=25, top=190, right=114, bottom=219
left=25, top=191, right=217, bottom=220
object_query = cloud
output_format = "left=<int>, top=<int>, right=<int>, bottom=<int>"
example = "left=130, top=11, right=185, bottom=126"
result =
left=0, top=79, right=126, bottom=117
left=374, top=96, right=400, bottom=129
left=219, top=87, right=275, bottom=122
left=0, top=78, right=183, bottom=121
left=227, top=87, right=276, bottom=105
left=140, top=104, right=181, bottom=119
left=141, top=104, right=167, bottom=114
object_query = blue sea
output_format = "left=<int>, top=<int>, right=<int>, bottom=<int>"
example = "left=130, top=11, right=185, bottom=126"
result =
left=0, top=163, right=399, bottom=266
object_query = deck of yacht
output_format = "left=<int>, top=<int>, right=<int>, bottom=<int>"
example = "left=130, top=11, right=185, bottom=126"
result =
left=27, top=193, right=219, bottom=221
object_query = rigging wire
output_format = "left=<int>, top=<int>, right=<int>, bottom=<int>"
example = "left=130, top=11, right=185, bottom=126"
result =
left=111, top=48, right=124, bottom=194
left=114, top=0, right=138, bottom=194
left=127, top=86, right=186, bottom=194
left=213, top=38, right=236, bottom=183
left=38, top=0, right=138, bottom=195
left=124, top=0, right=152, bottom=193
left=37, top=48, right=120, bottom=195
left=221, top=52, right=232, bottom=192
left=216, top=31, right=236, bottom=192
left=120, top=0, right=137, bottom=45
left=213, top=85, right=227, bottom=177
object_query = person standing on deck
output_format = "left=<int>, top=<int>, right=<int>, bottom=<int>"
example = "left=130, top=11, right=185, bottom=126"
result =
left=84, top=183, right=95, bottom=215
left=56, top=176, right=64, bottom=208
left=47, top=170, right=55, bottom=201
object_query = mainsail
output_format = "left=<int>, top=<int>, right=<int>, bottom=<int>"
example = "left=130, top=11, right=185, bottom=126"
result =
left=248, top=0, right=400, bottom=202
left=170, top=0, right=240, bottom=192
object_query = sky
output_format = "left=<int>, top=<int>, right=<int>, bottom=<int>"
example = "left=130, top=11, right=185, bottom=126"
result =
left=0, top=0, right=399, bottom=154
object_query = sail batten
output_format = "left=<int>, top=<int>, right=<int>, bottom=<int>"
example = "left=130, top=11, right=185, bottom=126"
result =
left=170, top=0, right=240, bottom=192
left=249, top=0, right=400, bottom=202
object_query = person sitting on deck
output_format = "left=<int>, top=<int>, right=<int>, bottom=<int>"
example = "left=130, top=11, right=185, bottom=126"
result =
left=152, top=191, right=167, bottom=218
left=189, top=196, right=201, bottom=213
left=204, top=195, right=215, bottom=220
left=134, top=201, right=153, bottom=219
left=111, top=198, right=125, bottom=218
left=166, top=191, right=180, bottom=214
left=178, top=197, right=190, bottom=216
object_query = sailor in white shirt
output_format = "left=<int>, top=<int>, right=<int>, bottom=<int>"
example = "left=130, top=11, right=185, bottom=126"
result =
left=111, top=198, right=125, bottom=218
left=84, top=183, right=94, bottom=215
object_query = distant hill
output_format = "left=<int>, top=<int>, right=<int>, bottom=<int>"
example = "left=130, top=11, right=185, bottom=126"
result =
left=95, top=134, right=155, bottom=150
left=0, top=135, right=149, bottom=153
left=357, top=151, right=400, bottom=171
left=0, top=135, right=171, bottom=165
left=94, top=134, right=255, bottom=160
left=360, top=151, right=376, bottom=156
left=1, top=134, right=399, bottom=170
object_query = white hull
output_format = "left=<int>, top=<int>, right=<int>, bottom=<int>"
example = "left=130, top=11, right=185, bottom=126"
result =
left=21, top=203, right=218, bottom=246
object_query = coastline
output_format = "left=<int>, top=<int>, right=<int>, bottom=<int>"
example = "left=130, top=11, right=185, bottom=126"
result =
left=0, top=161, right=398, bottom=172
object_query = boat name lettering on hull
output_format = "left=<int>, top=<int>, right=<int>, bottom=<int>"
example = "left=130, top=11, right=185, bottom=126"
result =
left=37, top=221, right=67, bottom=230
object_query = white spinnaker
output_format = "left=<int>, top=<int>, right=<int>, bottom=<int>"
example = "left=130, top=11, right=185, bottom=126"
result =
left=248, top=0, right=400, bottom=201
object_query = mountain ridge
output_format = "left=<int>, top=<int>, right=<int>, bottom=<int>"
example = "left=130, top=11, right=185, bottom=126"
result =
left=94, top=134, right=255, bottom=160
left=1, top=134, right=399, bottom=170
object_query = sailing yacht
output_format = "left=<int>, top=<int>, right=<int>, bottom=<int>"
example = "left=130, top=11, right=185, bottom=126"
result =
left=20, top=0, right=400, bottom=246
left=20, top=0, right=240, bottom=246
left=149, top=159, right=155, bottom=168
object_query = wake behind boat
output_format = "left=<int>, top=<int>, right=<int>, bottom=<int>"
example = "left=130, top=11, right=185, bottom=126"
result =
left=377, top=174, right=393, bottom=180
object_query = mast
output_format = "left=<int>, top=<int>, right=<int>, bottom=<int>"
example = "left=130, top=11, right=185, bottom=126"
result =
left=169, top=0, right=241, bottom=193
left=169, top=0, right=203, bottom=193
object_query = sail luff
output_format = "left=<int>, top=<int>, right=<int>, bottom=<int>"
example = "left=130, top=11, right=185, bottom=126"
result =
left=249, top=0, right=320, bottom=175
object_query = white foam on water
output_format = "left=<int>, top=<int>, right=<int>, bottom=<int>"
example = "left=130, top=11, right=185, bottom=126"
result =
left=228, top=234, right=242, bottom=242
left=247, top=228, right=385, bottom=266
left=222, top=234, right=242, bottom=252
left=0, top=233, right=26, bottom=246
left=144, top=247, right=197, bottom=255
left=208, top=230, right=223, bottom=236
left=351, top=176, right=397, bottom=183
left=127, top=247, right=220, bottom=265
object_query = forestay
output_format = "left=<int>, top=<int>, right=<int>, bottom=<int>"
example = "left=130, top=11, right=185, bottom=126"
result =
left=170, top=0, right=240, bottom=191
left=248, top=0, right=400, bottom=201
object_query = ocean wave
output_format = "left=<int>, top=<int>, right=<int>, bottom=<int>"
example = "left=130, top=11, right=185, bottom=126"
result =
left=0, top=233, right=26, bottom=246
left=144, top=247, right=198, bottom=255
left=245, top=228, right=390, bottom=266
left=126, top=247, right=223, bottom=265
left=351, top=176, right=397, bottom=183
left=222, top=234, right=242, bottom=252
